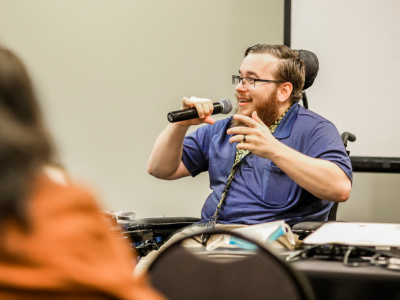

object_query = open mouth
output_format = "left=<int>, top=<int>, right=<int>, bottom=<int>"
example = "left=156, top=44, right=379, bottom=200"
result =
left=238, top=98, right=251, bottom=106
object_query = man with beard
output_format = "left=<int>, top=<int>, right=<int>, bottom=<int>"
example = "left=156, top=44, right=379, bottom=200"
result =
left=141, top=45, right=352, bottom=272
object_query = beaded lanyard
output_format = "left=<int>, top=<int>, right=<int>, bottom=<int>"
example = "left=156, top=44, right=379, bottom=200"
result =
left=201, top=108, right=291, bottom=245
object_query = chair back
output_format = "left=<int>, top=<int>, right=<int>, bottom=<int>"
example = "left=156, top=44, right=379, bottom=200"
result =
left=148, top=229, right=315, bottom=300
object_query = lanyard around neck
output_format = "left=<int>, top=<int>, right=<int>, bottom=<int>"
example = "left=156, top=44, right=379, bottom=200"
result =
left=205, top=107, right=291, bottom=230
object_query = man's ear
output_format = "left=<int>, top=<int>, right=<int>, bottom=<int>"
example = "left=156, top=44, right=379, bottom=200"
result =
left=277, top=82, right=293, bottom=103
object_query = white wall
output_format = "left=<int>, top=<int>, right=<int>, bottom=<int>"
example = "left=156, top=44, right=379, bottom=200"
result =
left=0, top=0, right=284, bottom=217
left=292, top=0, right=400, bottom=222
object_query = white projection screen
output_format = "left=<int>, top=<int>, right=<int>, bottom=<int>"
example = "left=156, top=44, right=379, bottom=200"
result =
left=291, top=1, right=400, bottom=223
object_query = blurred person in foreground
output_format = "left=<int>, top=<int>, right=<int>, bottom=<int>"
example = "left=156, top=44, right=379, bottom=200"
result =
left=0, top=46, right=165, bottom=300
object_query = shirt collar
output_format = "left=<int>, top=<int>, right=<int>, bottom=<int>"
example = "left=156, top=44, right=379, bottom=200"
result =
left=272, top=102, right=299, bottom=139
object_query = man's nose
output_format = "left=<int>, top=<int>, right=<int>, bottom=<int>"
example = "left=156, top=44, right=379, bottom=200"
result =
left=235, top=81, right=248, bottom=93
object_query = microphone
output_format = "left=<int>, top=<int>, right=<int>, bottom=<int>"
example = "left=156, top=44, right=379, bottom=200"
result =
left=167, top=98, right=232, bottom=123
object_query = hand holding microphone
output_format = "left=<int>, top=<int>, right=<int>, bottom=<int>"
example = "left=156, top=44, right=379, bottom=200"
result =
left=167, top=97, right=232, bottom=124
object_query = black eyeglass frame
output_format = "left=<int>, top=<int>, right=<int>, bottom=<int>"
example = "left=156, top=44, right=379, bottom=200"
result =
left=232, top=75, right=283, bottom=88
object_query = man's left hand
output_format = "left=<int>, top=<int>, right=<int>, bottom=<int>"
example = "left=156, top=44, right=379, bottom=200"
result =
left=227, top=111, right=280, bottom=160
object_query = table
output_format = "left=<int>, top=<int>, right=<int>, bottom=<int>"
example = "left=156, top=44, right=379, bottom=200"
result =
left=291, top=258, right=400, bottom=300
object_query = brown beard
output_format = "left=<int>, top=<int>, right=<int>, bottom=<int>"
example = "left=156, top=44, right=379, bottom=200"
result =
left=230, top=88, right=280, bottom=128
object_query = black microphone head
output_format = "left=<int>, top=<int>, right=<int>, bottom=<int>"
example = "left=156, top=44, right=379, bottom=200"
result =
left=219, top=98, right=232, bottom=114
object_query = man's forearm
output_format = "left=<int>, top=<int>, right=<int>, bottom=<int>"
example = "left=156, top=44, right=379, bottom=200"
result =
left=147, top=123, right=190, bottom=179
left=227, top=112, right=351, bottom=202
left=271, top=142, right=351, bottom=202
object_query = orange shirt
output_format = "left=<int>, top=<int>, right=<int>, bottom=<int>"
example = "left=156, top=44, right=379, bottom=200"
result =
left=0, top=175, right=166, bottom=300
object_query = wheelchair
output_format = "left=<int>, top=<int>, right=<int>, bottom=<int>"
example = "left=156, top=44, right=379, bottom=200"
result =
left=122, top=49, right=356, bottom=257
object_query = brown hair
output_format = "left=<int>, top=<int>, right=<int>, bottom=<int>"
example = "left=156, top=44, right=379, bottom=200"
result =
left=0, top=46, right=57, bottom=231
left=244, top=44, right=305, bottom=102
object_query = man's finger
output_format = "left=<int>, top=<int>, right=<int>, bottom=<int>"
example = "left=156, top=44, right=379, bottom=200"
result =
left=204, top=116, right=216, bottom=124
left=202, top=102, right=211, bottom=117
left=252, top=111, right=266, bottom=126
left=182, top=97, right=194, bottom=109
left=229, top=134, right=249, bottom=144
left=227, top=126, right=250, bottom=135
left=232, top=114, right=259, bottom=127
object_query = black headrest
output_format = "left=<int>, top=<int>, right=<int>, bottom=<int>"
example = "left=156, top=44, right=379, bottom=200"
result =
left=298, top=49, right=319, bottom=90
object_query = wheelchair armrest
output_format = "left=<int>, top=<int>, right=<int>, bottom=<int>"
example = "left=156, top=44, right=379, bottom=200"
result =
left=126, top=217, right=201, bottom=242
left=292, top=221, right=327, bottom=240
left=292, top=221, right=346, bottom=240
left=128, top=217, right=201, bottom=230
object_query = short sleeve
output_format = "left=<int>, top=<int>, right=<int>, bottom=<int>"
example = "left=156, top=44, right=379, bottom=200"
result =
left=307, top=121, right=353, bottom=182
left=181, top=126, right=211, bottom=177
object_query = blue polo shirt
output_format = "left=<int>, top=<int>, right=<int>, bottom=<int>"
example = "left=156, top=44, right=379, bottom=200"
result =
left=181, top=103, right=353, bottom=226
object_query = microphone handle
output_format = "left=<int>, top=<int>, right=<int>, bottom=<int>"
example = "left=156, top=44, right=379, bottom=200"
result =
left=167, top=103, right=223, bottom=123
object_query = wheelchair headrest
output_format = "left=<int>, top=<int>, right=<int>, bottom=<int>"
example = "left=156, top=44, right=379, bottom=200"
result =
left=298, top=49, right=319, bottom=90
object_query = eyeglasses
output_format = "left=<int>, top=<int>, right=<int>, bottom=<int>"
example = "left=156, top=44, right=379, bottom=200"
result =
left=232, top=75, right=282, bottom=88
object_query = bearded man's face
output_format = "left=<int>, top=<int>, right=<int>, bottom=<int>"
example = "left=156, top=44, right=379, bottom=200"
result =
left=231, top=53, right=281, bottom=128
left=231, top=88, right=279, bottom=128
